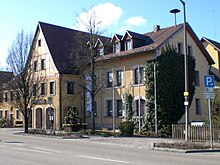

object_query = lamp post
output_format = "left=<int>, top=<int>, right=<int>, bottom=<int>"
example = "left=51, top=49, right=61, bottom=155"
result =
left=180, top=0, right=189, bottom=142
left=170, top=9, right=180, bottom=26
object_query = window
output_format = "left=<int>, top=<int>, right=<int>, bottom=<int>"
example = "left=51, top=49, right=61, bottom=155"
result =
left=5, top=92, right=8, bottom=102
left=136, top=99, right=145, bottom=116
left=107, top=100, right=113, bottom=116
left=188, top=45, right=193, bottom=56
left=41, top=59, right=46, bottom=70
left=125, top=40, right=132, bottom=50
left=33, top=84, right=37, bottom=96
left=67, top=81, right=74, bottom=94
left=16, top=110, right=20, bottom=120
left=0, top=93, right=2, bottom=103
left=113, top=43, right=120, bottom=53
left=5, top=110, right=8, bottom=119
left=50, top=81, right=55, bottom=95
left=107, top=72, right=113, bottom=87
left=40, top=83, right=46, bottom=95
left=177, top=43, right=183, bottom=54
left=98, top=47, right=104, bottom=56
left=34, top=61, right=37, bottom=72
left=117, top=100, right=122, bottom=116
left=0, top=110, right=2, bottom=118
left=38, top=39, right=41, bottom=47
left=196, top=99, right=201, bottom=115
left=134, top=67, right=144, bottom=84
left=10, top=91, right=13, bottom=102
left=116, top=70, right=122, bottom=86
left=195, top=71, right=200, bottom=86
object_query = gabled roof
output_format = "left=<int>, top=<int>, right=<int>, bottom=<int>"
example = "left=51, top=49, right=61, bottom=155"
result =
left=110, top=34, right=123, bottom=43
left=122, top=30, right=149, bottom=41
left=36, top=22, right=111, bottom=74
left=98, top=23, right=214, bottom=65
left=201, top=37, right=220, bottom=52
left=38, top=22, right=90, bottom=74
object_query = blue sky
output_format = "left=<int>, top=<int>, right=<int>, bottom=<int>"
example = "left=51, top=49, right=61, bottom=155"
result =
left=1, top=0, right=220, bottom=67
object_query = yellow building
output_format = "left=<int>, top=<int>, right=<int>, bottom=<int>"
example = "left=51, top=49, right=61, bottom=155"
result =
left=201, top=37, right=220, bottom=79
left=87, top=24, right=214, bottom=129
left=0, top=22, right=214, bottom=130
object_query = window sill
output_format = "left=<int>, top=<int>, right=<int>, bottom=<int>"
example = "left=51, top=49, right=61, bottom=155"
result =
left=131, top=84, right=145, bottom=87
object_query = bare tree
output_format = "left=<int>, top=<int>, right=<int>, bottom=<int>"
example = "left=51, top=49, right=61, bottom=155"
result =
left=7, top=30, right=43, bottom=133
left=70, top=9, right=111, bottom=131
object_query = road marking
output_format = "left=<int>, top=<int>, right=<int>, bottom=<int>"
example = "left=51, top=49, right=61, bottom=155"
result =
left=0, top=145, right=6, bottom=147
left=16, top=147, right=50, bottom=154
left=34, top=147, right=62, bottom=153
left=79, top=155, right=130, bottom=164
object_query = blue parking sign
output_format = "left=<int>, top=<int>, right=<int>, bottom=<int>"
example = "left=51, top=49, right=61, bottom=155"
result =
left=204, top=75, right=215, bottom=88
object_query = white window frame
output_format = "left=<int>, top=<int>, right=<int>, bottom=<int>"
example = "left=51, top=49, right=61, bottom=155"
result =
left=49, top=81, right=56, bottom=95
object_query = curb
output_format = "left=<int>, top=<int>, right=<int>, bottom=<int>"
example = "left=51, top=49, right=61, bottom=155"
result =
left=153, top=147, right=220, bottom=153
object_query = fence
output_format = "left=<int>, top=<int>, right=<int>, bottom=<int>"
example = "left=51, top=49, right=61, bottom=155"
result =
left=172, top=124, right=220, bottom=142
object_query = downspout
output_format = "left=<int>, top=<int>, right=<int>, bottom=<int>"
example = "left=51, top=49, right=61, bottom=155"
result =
left=59, top=74, right=62, bottom=129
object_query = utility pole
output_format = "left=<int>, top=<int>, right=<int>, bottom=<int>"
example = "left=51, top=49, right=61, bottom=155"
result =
left=180, top=0, right=189, bottom=142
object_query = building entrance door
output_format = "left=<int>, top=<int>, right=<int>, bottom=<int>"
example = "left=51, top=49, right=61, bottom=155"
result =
left=36, top=108, right=42, bottom=129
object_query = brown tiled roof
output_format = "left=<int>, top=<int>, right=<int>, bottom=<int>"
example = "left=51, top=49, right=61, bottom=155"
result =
left=201, top=37, right=220, bottom=52
left=98, top=23, right=214, bottom=65
left=0, top=71, right=13, bottom=85
left=98, top=24, right=183, bottom=61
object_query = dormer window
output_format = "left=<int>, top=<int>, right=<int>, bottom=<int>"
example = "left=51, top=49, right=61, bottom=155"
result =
left=113, top=43, right=120, bottom=53
left=98, top=47, right=104, bottom=56
left=125, top=39, right=132, bottom=50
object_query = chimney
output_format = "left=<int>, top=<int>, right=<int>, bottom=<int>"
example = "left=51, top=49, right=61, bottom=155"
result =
left=153, top=25, right=160, bottom=32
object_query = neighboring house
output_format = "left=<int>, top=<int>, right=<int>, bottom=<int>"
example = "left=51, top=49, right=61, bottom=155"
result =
left=0, top=22, right=214, bottom=130
left=201, top=37, right=220, bottom=80
left=0, top=71, right=23, bottom=126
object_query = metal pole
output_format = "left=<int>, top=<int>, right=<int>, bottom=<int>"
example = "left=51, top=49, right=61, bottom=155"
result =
left=154, top=63, right=158, bottom=134
left=138, top=65, right=141, bottom=132
left=124, top=66, right=127, bottom=120
left=50, top=104, right=52, bottom=135
left=112, top=68, right=115, bottom=132
left=180, top=0, right=188, bottom=142
left=208, top=99, right=213, bottom=149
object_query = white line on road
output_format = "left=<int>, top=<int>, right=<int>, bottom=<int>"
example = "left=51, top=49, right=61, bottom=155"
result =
left=34, top=147, right=62, bottom=153
left=79, top=155, right=130, bottom=164
left=0, top=145, right=6, bottom=147
left=16, top=147, right=50, bottom=154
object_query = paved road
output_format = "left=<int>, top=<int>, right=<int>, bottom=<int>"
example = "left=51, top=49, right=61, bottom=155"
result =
left=0, top=128, right=220, bottom=165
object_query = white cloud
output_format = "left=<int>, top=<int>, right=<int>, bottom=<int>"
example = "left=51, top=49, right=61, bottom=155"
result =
left=125, top=16, right=147, bottom=26
left=73, top=3, right=123, bottom=32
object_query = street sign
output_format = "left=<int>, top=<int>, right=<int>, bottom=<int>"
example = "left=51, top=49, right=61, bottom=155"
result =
left=204, top=75, right=215, bottom=88
left=204, top=92, right=215, bottom=99
left=48, top=97, right=53, bottom=104
left=184, top=92, right=189, bottom=97
left=205, top=87, right=214, bottom=93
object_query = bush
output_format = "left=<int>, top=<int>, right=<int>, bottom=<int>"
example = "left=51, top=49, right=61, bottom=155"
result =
left=119, top=121, right=134, bottom=136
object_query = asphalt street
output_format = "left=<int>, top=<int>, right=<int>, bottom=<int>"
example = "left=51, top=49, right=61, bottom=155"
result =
left=0, top=128, right=220, bottom=165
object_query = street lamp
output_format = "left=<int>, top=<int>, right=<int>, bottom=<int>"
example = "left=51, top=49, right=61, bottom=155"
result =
left=180, top=0, right=189, bottom=142
left=170, top=9, right=180, bottom=26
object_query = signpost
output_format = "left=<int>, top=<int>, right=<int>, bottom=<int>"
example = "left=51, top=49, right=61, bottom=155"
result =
left=48, top=97, right=53, bottom=135
left=204, top=75, right=214, bottom=149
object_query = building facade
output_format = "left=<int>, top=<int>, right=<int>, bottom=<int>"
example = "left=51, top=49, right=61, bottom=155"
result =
left=0, top=22, right=214, bottom=130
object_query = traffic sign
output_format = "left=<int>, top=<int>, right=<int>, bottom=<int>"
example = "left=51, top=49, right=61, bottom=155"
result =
left=48, top=97, right=53, bottom=104
left=205, top=87, right=214, bottom=93
left=204, top=92, right=215, bottom=99
left=204, top=75, right=215, bottom=88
